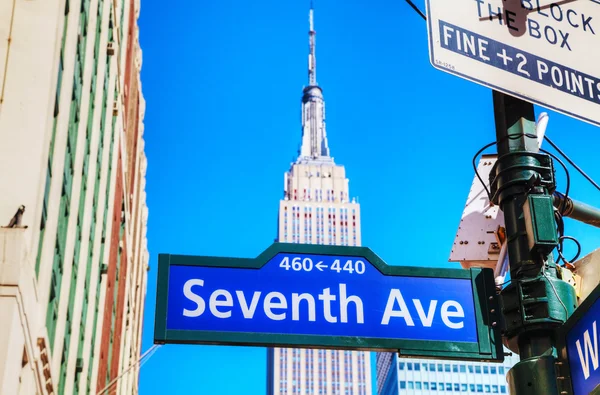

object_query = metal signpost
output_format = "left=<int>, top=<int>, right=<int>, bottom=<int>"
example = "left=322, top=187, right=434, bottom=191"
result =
left=154, top=243, right=504, bottom=362
left=426, top=0, right=600, bottom=127
left=559, top=283, right=600, bottom=395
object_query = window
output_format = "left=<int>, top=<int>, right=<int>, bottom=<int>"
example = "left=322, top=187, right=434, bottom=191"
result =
left=430, top=363, right=436, bottom=371
left=460, top=365, right=466, bottom=373
left=453, top=365, right=459, bottom=373
left=477, top=384, right=483, bottom=393
left=500, top=386, right=507, bottom=394
left=491, top=366, right=497, bottom=374
left=407, top=363, right=413, bottom=371
left=454, top=383, right=460, bottom=391
left=475, top=366, right=482, bottom=374
left=438, top=382, right=444, bottom=391
left=446, top=383, right=452, bottom=391
left=492, top=385, right=499, bottom=393
left=431, top=383, right=437, bottom=390
left=438, top=364, right=443, bottom=371
left=499, top=367, right=505, bottom=374
left=400, top=381, right=406, bottom=389
left=461, top=384, right=468, bottom=392
left=424, top=382, right=430, bottom=390
left=415, top=382, right=422, bottom=390
left=485, top=384, right=491, bottom=393
left=483, top=366, right=489, bottom=374
left=399, top=362, right=405, bottom=370
left=407, top=382, right=414, bottom=389
left=445, top=364, right=451, bottom=372
left=470, top=384, right=476, bottom=392
left=468, top=365, right=474, bottom=373
left=414, top=364, right=420, bottom=371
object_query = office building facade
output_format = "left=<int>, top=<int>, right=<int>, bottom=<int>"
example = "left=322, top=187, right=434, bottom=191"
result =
left=267, top=6, right=371, bottom=395
left=376, top=352, right=520, bottom=395
left=0, top=0, right=148, bottom=393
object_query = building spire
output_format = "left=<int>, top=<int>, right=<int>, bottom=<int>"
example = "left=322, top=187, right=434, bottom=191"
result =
left=308, top=1, right=317, bottom=86
left=297, top=1, right=332, bottom=163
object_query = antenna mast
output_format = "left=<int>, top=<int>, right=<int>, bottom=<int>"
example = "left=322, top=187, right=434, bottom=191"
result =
left=308, top=1, right=317, bottom=86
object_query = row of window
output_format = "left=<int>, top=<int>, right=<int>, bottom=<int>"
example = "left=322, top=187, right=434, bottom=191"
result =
left=280, top=383, right=369, bottom=391
left=56, top=0, right=94, bottom=390
left=279, top=350, right=358, bottom=358
left=278, top=352, right=367, bottom=380
left=280, top=365, right=364, bottom=375
left=285, top=216, right=356, bottom=226
left=45, top=0, right=114, bottom=393
left=399, top=362, right=506, bottom=375
left=283, top=203, right=356, bottom=212
left=283, top=230, right=357, bottom=245
left=291, top=188, right=348, bottom=203
left=282, top=380, right=361, bottom=387
left=280, top=387, right=366, bottom=395
left=87, top=4, right=114, bottom=392
left=283, top=205, right=357, bottom=216
left=400, top=381, right=507, bottom=393
left=70, top=0, right=102, bottom=388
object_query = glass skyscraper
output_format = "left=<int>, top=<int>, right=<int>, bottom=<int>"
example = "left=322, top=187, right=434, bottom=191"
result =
left=376, top=352, right=520, bottom=395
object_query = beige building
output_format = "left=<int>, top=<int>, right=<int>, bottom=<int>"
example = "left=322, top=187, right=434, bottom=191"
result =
left=267, top=6, right=371, bottom=395
left=0, top=0, right=148, bottom=393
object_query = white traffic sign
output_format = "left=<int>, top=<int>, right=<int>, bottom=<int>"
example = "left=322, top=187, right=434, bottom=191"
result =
left=426, top=0, right=600, bottom=127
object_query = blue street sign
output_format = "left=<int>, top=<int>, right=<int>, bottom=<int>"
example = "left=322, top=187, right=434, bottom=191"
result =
left=562, top=286, right=600, bottom=395
left=154, top=243, right=503, bottom=361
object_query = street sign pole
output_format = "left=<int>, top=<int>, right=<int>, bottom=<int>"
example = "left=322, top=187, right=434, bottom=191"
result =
left=491, top=92, right=578, bottom=395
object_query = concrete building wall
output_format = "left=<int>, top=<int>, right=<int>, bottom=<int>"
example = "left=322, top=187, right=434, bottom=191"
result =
left=0, top=0, right=148, bottom=393
left=0, top=229, right=45, bottom=395
left=279, top=163, right=361, bottom=246
left=0, top=0, right=61, bottom=252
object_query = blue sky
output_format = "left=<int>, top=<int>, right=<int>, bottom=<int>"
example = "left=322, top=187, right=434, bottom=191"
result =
left=137, top=0, right=600, bottom=393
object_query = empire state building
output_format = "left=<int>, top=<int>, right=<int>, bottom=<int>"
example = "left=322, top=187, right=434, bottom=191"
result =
left=267, top=6, right=372, bottom=395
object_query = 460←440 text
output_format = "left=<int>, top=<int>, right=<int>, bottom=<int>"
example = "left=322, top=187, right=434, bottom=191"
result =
left=279, top=256, right=366, bottom=274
